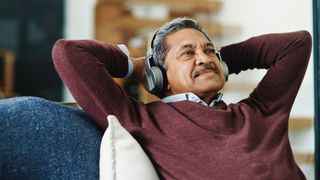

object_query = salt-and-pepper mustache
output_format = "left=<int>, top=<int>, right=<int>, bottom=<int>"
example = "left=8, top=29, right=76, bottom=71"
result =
left=191, top=63, right=220, bottom=78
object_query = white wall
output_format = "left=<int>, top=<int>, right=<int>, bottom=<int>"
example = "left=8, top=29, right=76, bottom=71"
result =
left=62, top=0, right=96, bottom=102
left=64, top=0, right=96, bottom=39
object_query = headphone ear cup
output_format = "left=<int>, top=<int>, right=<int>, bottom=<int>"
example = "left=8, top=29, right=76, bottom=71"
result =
left=145, top=66, right=164, bottom=94
left=219, top=60, right=229, bottom=81
left=216, top=52, right=229, bottom=81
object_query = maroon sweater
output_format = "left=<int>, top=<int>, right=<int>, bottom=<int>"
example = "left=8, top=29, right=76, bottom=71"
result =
left=52, top=31, right=312, bottom=180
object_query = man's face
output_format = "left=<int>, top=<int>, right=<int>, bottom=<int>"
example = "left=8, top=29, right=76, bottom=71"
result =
left=164, top=28, right=225, bottom=102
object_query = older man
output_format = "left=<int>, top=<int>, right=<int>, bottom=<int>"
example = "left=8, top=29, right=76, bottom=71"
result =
left=52, top=17, right=311, bottom=179
left=0, top=17, right=311, bottom=179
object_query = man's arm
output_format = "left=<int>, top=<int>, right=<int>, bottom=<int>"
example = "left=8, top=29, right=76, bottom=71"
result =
left=52, top=39, right=144, bottom=129
left=220, top=31, right=312, bottom=112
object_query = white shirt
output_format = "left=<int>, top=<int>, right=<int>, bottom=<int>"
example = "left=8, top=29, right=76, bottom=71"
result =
left=162, top=92, right=223, bottom=107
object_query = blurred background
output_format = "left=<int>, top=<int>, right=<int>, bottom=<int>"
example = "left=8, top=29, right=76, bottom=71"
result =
left=0, top=0, right=317, bottom=179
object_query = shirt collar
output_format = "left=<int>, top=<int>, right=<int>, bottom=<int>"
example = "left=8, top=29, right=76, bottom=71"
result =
left=161, top=92, right=223, bottom=107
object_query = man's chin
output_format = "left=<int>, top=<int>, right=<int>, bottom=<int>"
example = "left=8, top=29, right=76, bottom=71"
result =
left=195, top=75, right=224, bottom=85
left=196, top=79, right=224, bottom=92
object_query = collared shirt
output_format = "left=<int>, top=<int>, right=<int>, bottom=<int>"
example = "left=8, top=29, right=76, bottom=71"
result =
left=162, top=92, right=223, bottom=107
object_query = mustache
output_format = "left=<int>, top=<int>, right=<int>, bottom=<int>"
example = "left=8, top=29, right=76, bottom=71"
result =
left=191, top=63, right=220, bottom=78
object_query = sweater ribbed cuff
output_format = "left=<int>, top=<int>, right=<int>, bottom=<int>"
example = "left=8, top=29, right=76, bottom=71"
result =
left=117, top=44, right=134, bottom=78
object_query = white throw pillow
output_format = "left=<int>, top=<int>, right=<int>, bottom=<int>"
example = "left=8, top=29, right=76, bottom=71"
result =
left=99, top=115, right=160, bottom=180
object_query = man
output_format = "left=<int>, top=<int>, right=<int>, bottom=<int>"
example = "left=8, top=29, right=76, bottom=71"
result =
left=52, top=17, right=312, bottom=179
left=0, top=17, right=311, bottom=179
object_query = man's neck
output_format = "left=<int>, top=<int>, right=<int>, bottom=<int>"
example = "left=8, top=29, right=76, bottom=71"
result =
left=199, top=92, right=219, bottom=104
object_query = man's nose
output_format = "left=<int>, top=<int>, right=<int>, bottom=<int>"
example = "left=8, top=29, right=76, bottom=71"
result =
left=195, top=52, right=213, bottom=65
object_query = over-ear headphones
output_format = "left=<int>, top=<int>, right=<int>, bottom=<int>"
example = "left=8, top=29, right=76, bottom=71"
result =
left=144, top=31, right=168, bottom=98
left=144, top=30, right=229, bottom=97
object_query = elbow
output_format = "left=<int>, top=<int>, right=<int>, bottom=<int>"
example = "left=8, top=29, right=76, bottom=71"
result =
left=52, top=39, right=72, bottom=64
left=292, top=30, right=313, bottom=67
left=297, top=30, right=312, bottom=51
left=52, top=39, right=85, bottom=70
left=52, top=39, right=82, bottom=78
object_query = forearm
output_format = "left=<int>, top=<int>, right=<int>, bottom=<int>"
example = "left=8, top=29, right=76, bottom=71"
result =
left=53, top=39, right=129, bottom=77
left=130, top=57, right=146, bottom=82
left=220, top=30, right=312, bottom=75
left=52, top=39, right=131, bottom=129
left=220, top=31, right=312, bottom=111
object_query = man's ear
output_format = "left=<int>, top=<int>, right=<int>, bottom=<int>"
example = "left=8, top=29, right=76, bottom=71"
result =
left=163, top=84, right=172, bottom=97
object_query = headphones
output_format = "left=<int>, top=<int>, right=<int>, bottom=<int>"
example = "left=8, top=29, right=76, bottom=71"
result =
left=144, top=31, right=229, bottom=97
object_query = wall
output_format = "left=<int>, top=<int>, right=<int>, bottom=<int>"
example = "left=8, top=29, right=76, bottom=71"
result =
left=63, top=0, right=96, bottom=101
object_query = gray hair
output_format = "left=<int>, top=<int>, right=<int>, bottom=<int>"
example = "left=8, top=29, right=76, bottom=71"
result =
left=151, top=17, right=212, bottom=69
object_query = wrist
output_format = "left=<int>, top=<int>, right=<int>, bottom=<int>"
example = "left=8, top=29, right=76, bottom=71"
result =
left=131, top=57, right=146, bottom=82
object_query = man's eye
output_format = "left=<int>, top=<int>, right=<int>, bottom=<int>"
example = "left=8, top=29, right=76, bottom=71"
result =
left=205, top=49, right=216, bottom=54
left=182, top=51, right=194, bottom=56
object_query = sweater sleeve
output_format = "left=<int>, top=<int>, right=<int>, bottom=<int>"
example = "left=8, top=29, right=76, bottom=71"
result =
left=52, top=39, right=140, bottom=129
left=220, top=31, right=312, bottom=112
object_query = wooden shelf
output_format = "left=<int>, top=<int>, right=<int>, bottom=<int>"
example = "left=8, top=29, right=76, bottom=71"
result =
left=98, top=15, right=228, bottom=33
left=124, top=0, right=223, bottom=12
left=95, top=0, right=239, bottom=43
left=294, top=152, right=314, bottom=165
left=0, top=50, right=15, bottom=98
left=289, top=118, right=314, bottom=130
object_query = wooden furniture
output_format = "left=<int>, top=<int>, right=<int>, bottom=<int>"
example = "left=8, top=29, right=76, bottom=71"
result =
left=95, top=0, right=238, bottom=56
left=0, top=50, right=15, bottom=98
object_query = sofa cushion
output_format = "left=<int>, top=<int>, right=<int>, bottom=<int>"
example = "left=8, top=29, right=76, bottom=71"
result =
left=99, top=115, right=159, bottom=180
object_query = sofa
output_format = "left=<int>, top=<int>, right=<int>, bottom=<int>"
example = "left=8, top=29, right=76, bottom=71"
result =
left=0, top=96, right=159, bottom=179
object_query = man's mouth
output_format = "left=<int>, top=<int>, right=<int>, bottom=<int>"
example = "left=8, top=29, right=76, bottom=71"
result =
left=192, top=64, right=220, bottom=79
